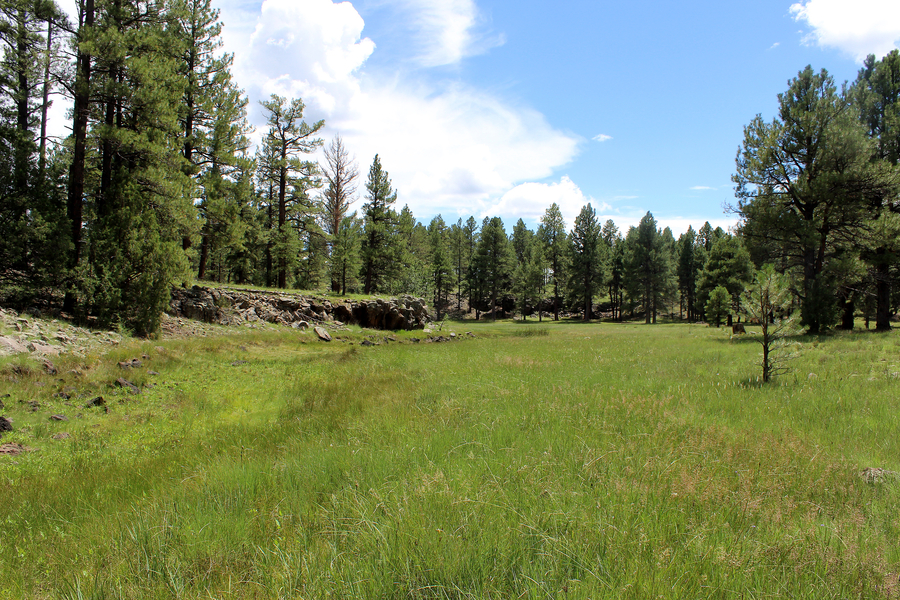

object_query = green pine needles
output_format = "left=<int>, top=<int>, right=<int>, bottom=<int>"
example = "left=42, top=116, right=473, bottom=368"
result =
left=741, top=265, right=800, bottom=382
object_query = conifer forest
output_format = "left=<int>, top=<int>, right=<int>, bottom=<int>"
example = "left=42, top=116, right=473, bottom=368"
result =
left=1, top=0, right=900, bottom=335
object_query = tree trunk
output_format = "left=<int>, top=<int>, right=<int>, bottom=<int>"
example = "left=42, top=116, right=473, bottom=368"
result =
left=10, top=7, right=30, bottom=206
left=839, top=296, right=854, bottom=330
left=553, top=275, right=560, bottom=321
left=197, top=229, right=209, bottom=280
left=875, top=256, right=892, bottom=331
left=39, top=19, right=52, bottom=176
left=584, top=276, right=591, bottom=321
left=65, top=0, right=94, bottom=313
left=802, top=247, right=821, bottom=334
left=644, top=284, right=651, bottom=324
left=278, top=161, right=287, bottom=289
left=364, top=261, right=373, bottom=295
left=265, top=202, right=273, bottom=288
left=98, top=93, right=115, bottom=218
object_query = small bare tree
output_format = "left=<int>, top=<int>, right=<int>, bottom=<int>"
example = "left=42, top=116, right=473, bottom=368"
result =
left=321, top=135, right=359, bottom=292
left=321, top=135, right=358, bottom=236
left=741, top=266, right=799, bottom=382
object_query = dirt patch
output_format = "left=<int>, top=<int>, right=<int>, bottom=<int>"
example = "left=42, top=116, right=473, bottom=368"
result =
left=0, top=443, right=34, bottom=455
left=859, top=467, right=898, bottom=484
left=159, top=314, right=251, bottom=340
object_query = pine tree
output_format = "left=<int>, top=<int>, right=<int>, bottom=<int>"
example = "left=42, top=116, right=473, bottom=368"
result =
left=462, top=216, right=479, bottom=310
left=169, top=0, right=253, bottom=280
left=428, top=215, right=453, bottom=320
left=330, top=212, right=361, bottom=295
left=471, top=216, right=510, bottom=318
left=254, top=142, right=277, bottom=286
left=392, top=205, right=429, bottom=296
left=697, top=235, right=754, bottom=322
left=734, top=66, right=899, bottom=333
left=607, top=238, right=625, bottom=320
left=360, top=154, right=397, bottom=294
left=198, top=153, right=253, bottom=282
left=259, top=94, right=324, bottom=289
left=538, top=203, right=567, bottom=320
left=296, top=222, right=328, bottom=290
left=852, top=50, right=900, bottom=331
left=511, top=218, right=532, bottom=266
left=568, top=203, right=603, bottom=320
left=0, top=0, right=68, bottom=294
left=705, top=285, right=730, bottom=327
left=677, top=227, right=700, bottom=320
left=63, top=0, right=95, bottom=304
left=513, top=234, right=547, bottom=321
left=73, top=0, right=196, bottom=334
left=742, top=265, right=799, bottom=382
left=448, top=218, right=469, bottom=311
left=601, top=219, right=623, bottom=320
left=624, top=212, right=673, bottom=324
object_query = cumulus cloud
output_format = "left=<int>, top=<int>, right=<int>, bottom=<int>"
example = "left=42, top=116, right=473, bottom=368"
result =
left=49, top=0, right=578, bottom=224
left=592, top=133, right=612, bottom=142
left=236, top=0, right=375, bottom=121
left=483, top=176, right=607, bottom=229
left=219, top=0, right=579, bottom=221
left=790, top=0, right=900, bottom=61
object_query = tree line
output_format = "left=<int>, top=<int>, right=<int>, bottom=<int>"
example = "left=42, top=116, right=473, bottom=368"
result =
left=0, top=0, right=898, bottom=333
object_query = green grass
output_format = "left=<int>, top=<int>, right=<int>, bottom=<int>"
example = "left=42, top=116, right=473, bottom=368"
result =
left=1, top=320, right=899, bottom=598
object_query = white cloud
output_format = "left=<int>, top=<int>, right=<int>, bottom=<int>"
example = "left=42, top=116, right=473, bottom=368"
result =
left=596, top=212, right=738, bottom=237
left=238, top=0, right=375, bottom=122
left=484, top=176, right=607, bottom=229
left=769, top=42, right=781, bottom=50
left=393, top=0, right=504, bottom=67
left=654, top=217, right=738, bottom=236
left=221, top=0, right=579, bottom=221
left=790, top=0, right=900, bottom=62
left=47, top=0, right=577, bottom=226
left=592, top=133, right=612, bottom=142
left=690, top=186, right=715, bottom=191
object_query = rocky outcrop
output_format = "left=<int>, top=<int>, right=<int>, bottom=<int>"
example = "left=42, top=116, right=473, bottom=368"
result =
left=168, top=286, right=431, bottom=331
left=0, top=308, right=124, bottom=358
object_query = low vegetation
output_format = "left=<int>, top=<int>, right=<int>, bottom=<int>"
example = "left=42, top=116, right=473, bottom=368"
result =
left=1, top=318, right=898, bottom=599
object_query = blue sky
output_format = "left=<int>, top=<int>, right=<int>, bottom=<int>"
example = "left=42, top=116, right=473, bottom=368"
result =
left=58, top=0, right=900, bottom=234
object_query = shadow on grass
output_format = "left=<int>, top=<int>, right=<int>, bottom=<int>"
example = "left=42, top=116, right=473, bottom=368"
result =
left=510, top=325, right=549, bottom=337
left=737, top=375, right=767, bottom=389
left=709, top=329, right=817, bottom=345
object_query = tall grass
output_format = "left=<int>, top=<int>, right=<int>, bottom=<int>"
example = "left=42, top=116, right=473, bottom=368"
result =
left=0, top=321, right=898, bottom=598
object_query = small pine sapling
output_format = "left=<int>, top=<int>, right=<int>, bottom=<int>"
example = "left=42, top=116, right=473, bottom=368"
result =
left=741, top=266, right=799, bottom=382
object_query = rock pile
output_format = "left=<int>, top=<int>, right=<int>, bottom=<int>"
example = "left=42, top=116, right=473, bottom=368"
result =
left=0, top=307, right=124, bottom=358
left=168, top=286, right=431, bottom=331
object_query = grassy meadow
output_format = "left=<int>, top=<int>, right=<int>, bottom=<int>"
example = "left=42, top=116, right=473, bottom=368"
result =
left=1, top=319, right=900, bottom=599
